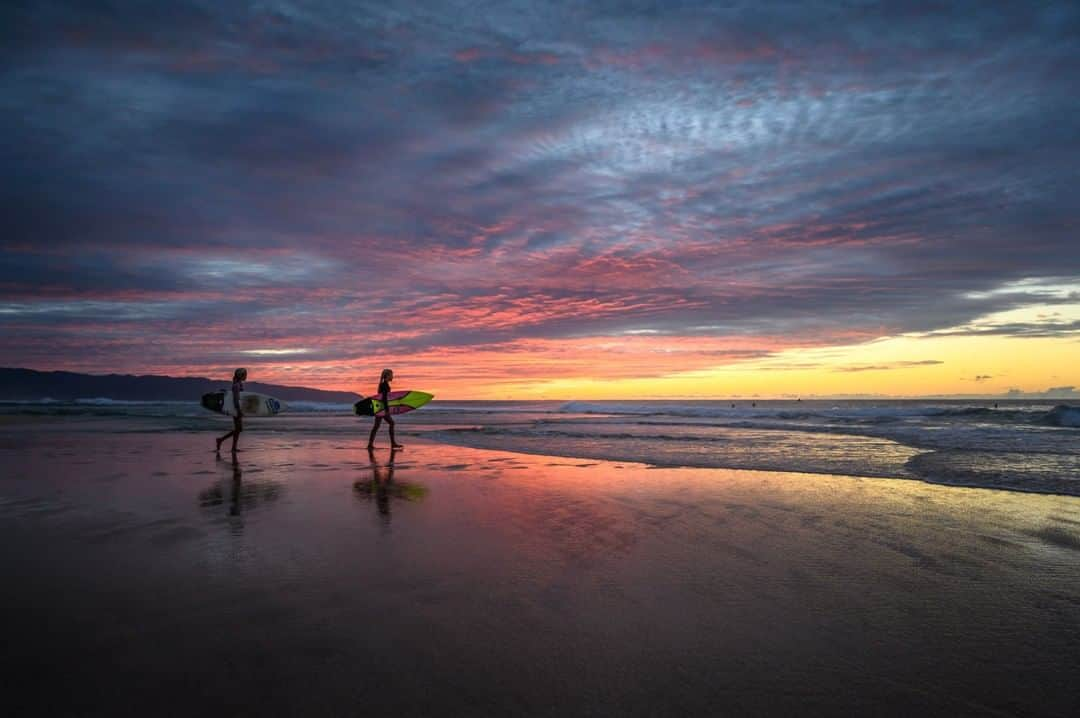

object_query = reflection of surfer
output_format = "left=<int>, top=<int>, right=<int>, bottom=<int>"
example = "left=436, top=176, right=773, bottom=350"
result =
left=200, top=455, right=281, bottom=530
left=354, top=447, right=400, bottom=520
left=354, top=448, right=425, bottom=523
left=216, top=368, right=247, bottom=454
left=229, top=455, right=242, bottom=517
left=367, top=369, right=404, bottom=450
left=372, top=446, right=397, bottom=516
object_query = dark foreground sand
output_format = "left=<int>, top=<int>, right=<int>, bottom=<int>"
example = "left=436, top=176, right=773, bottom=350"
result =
left=1, top=426, right=1079, bottom=717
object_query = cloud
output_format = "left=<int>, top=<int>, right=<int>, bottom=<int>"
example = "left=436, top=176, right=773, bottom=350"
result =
left=834, top=360, right=944, bottom=373
left=922, top=320, right=1080, bottom=339
left=2, top=1, right=1079, bottom=386
left=1005, top=386, right=1079, bottom=399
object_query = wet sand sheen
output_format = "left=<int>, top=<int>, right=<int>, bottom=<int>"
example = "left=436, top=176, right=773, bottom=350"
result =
left=2, top=429, right=1078, bottom=716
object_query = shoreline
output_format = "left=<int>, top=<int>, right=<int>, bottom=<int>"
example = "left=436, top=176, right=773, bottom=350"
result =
left=3, top=409, right=1079, bottom=498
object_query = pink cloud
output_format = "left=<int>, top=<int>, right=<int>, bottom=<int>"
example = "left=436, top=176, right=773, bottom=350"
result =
left=454, top=47, right=563, bottom=66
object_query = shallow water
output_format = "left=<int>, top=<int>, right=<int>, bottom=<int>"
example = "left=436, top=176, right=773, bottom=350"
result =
left=4, top=398, right=1077, bottom=494
left=2, top=422, right=1079, bottom=716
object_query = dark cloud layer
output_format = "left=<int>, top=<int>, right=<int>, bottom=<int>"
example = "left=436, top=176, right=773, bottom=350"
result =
left=2, top=1, right=1078, bottom=378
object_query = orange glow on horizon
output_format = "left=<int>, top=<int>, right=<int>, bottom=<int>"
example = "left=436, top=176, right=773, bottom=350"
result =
left=148, top=331, right=1079, bottom=401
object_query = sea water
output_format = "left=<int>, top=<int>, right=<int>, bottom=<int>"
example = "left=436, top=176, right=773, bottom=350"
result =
left=2, top=399, right=1078, bottom=495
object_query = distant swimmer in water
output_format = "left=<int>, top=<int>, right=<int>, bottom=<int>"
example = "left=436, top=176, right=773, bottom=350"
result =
left=216, top=368, right=247, bottom=454
left=368, top=368, right=404, bottom=450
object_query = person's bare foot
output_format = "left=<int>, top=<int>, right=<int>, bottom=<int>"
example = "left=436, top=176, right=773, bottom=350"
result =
left=366, top=444, right=375, bottom=450
left=391, top=443, right=404, bottom=449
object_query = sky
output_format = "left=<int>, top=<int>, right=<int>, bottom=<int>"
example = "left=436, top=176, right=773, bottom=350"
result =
left=2, top=1, right=1078, bottom=399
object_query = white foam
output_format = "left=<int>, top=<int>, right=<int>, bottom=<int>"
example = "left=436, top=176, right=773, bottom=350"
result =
left=286, top=401, right=354, bottom=413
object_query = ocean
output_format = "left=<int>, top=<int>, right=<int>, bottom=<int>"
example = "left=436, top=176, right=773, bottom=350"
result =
left=4, top=398, right=1078, bottom=495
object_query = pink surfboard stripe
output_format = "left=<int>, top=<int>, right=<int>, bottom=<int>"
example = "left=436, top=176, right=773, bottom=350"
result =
left=366, top=390, right=415, bottom=417
left=367, top=390, right=412, bottom=401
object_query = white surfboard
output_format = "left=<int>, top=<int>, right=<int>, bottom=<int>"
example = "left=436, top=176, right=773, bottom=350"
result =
left=201, top=390, right=286, bottom=417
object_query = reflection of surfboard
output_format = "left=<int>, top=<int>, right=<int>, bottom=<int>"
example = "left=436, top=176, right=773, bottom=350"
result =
left=354, top=390, right=433, bottom=417
left=200, top=390, right=286, bottom=417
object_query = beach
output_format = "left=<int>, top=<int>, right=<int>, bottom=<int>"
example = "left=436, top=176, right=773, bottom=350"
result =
left=2, top=415, right=1079, bottom=717
left=6, top=1, right=1079, bottom=714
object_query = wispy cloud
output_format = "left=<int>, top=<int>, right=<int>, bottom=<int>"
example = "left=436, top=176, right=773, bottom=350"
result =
left=834, top=360, right=944, bottom=373
left=238, top=348, right=313, bottom=356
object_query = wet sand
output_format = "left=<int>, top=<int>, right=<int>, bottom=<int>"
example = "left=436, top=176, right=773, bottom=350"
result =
left=2, top=426, right=1079, bottom=716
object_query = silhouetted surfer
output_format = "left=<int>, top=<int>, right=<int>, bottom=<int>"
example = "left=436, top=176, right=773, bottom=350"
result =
left=216, top=368, right=247, bottom=454
left=367, top=368, right=404, bottom=449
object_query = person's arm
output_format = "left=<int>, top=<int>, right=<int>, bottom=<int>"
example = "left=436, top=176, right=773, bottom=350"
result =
left=380, top=383, right=390, bottom=418
left=233, top=381, right=243, bottom=416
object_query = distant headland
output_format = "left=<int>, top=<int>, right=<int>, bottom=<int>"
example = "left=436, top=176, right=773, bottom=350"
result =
left=0, top=368, right=361, bottom=403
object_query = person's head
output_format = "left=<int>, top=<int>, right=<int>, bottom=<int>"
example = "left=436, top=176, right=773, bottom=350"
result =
left=234, top=368, right=248, bottom=382
left=380, top=368, right=393, bottom=383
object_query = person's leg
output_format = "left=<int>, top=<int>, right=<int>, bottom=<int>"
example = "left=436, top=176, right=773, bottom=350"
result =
left=216, top=429, right=233, bottom=452
left=368, top=417, right=382, bottom=448
left=388, top=416, right=403, bottom=448
left=231, top=417, right=242, bottom=453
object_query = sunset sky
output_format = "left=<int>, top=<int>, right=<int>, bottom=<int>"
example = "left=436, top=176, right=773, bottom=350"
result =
left=2, top=1, right=1078, bottom=399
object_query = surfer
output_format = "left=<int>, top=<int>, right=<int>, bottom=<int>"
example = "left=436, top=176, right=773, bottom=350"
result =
left=215, top=368, right=247, bottom=454
left=368, top=368, right=404, bottom=449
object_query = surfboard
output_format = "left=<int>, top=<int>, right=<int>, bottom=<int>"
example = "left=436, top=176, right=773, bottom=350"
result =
left=201, top=390, right=286, bottom=417
left=354, top=390, right=433, bottom=417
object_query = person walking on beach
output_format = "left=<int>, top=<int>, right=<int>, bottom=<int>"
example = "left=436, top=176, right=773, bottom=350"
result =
left=368, top=368, right=404, bottom=450
left=216, top=368, right=247, bottom=454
